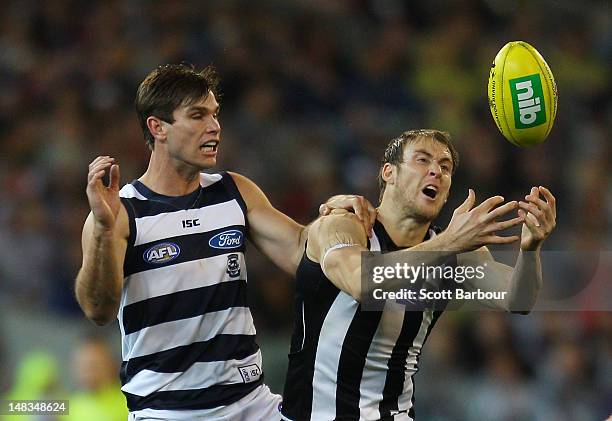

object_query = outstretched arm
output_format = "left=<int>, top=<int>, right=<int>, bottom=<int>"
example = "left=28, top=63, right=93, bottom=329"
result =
left=75, top=156, right=128, bottom=325
left=229, top=172, right=377, bottom=275
left=314, top=190, right=524, bottom=302
left=459, top=186, right=556, bottom=313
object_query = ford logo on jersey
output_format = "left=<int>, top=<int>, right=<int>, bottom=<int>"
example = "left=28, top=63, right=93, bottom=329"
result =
left=143, top=242, right=181, bottom=264
left=209, top=230, right=243, bottom=250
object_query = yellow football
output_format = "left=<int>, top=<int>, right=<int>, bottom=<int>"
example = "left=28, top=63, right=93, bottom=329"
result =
left=487, top=41, right=557, bottom=147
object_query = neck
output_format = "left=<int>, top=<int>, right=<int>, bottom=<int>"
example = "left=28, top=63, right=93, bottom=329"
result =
left=139, top=150, right=202, bottom=196
left=377, top=201, right=432, bottom=247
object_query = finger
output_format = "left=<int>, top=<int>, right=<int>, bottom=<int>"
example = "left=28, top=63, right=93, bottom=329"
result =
left=367, top=203, right=377, bottom=237
left=89, top=156, right=113, bottom=170
left=351, top=197, right=364, bottom=220
left=319, top=204, right=330, bottom=216
left=486, top=200, right=518, bottom=220
left=87, top=169, right=107, bottom=187
left=474, top=195, right=505, bottom=213
left=524, top=211, right=542, bottom=229
left=87, top=162, right=113, bottom=183
left=109, top=164, right=120, bottom=190
left=524, top=193, right=548, bottom=212
left=454, top=189, right=475, bottom=214
left=518, top=202, right=543, bottom=222
left=538, top=186, right=556, bottom=215
left=330, top=208, right=349, bottom=215
left=487, top=215, right=524, bottom=232
left=482, top=234, right=520, bottom=244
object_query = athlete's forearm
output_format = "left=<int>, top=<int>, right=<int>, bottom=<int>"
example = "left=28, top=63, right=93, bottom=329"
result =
left=506, top=249, right=542, bottom=314
left=75, top=230, right=123, bottom=325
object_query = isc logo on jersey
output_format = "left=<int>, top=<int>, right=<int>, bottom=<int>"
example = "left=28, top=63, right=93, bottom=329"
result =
left=209, top=230, right=243, bottom=250
left=144, top=242, right=181, bottom=264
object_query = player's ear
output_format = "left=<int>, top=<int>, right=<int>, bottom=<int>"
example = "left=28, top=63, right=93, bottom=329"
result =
left=381, top=163, right=396, bottom=185
left=146, top=116, right=168, bottom=142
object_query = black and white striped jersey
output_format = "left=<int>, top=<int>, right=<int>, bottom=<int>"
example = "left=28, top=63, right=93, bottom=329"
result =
left=117, top=172, right=263, bottom=416
left=282, top=220, right=449, bottom=421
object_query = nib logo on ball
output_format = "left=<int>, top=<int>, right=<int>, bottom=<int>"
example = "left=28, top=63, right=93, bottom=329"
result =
left=510, top=74, right=546, bottom=128
left=487, top=41, right=557, bottom=147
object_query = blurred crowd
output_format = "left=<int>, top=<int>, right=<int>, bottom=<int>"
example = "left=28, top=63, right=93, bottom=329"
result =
left=0, top=0, right=610, bottom=419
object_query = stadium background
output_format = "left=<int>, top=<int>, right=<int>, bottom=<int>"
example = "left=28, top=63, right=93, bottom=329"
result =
left=0, top=0, right=609, bottom=419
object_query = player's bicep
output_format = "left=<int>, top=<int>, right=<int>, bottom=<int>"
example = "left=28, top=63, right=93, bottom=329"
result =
left=310, top=214, right=368, bottom=301
left=230, top=172, right=304, bottom=274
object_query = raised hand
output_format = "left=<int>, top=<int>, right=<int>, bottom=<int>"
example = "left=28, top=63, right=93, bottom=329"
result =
left=518, top=186, right=557, bottom=251
left=86, top=156, right=121, bottom=234
left=442, top=189, right=524, bottom=252
left=319, top=194, right=377, bottom=237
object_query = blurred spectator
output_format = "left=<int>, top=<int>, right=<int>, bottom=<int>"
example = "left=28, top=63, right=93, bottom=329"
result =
left=65, top=335, right=127, bottom=421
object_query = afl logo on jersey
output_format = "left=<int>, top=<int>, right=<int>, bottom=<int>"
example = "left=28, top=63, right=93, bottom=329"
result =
left=209, top=230, right=243, bottom=250
left=143, top=242, right=181, bottom=264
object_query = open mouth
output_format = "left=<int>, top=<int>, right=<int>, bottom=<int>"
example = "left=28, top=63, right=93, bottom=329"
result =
left=421, top=185, right=438, bottom=199
left=200, top=140, right=219, bottom=153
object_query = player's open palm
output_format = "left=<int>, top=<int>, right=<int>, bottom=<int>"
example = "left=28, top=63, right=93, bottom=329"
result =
left=87, top=156, right=121, bottom=233
left=444, top=189, right=523, bottom=251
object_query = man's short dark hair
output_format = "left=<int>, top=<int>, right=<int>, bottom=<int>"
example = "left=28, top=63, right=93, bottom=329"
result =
left=135, top=63, right=220, bottom=150
left=378, top=129, right=460, bottom=203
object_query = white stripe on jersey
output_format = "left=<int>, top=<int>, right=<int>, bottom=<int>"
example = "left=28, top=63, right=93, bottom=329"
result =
left=398, top=308, right=434, bottom=412
left=122, top=307, right=255, bottom=361
left=359, top=300, right=405, bottom=419
left=311, top=292, right=359, bottom=419
left=122, top=349, right=262, bottom=396
left=120, top=184, right=148, bottom=200
left=134, top=199, right=245, bottom=246
left=123, top=252, right=246, bottom=306
left=200, top=172, right=223, bottom=187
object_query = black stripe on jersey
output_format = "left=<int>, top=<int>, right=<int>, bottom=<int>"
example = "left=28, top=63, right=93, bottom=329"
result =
left=124, top=177, right=231, bottom=217
left=124, top=225, right=246, bottom=276
left=120, top=334, right=259, bottom=384
left=123, top=377, right=263, bottom=411
left=220, top=172, right=248, bottom=217
left=335, top=310, right=383, bottom=419
left=281, top=253, right=341, bottom=421
left=122, top=279, right=248, bottom=335
left=379, top=312, right=424, bottom=418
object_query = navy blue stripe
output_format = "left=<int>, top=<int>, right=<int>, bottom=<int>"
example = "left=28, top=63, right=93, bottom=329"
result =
left=123, top=377, right=263, bottom=411
left=124, top=225, right=246, bottom=276
left=122, top=279, right=247, bottom=334
left=120, top=334, right=259, bottom=384
left=220, top=172, right=248, bottom=225
left=335, top=309, right=383, bottom=419
left=379, top=312, right=424, bottom=418
left=123, top=177, right=231, bottom=217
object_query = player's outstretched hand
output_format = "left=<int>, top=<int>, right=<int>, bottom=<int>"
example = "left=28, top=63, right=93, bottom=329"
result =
left=518, top=186, right=556, bottom=251
left=442, top=189, right=524, bottom=251
left=86, top=156, right=121, bottom=234
left=319, top=195, right=377, bottom=237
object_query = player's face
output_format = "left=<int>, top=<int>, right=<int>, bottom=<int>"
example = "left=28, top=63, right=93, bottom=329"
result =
left=391, top=138, right=453, bottom=222
left=163, top=92, right=221, bottom=170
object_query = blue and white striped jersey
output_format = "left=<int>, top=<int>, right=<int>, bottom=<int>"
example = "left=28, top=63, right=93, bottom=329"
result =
left=117, top=172, right=263, bottom=417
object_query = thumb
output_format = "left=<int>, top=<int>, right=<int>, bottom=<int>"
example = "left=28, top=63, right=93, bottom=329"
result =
left=454, top=189, right=475, bottom=214
left=109, top=164, right=121, bottom=190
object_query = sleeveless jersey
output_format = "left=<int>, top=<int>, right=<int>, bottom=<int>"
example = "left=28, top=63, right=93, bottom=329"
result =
left=117, top=172, right=263, bottom=416
left=282, top=220, right=453, bottom=421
